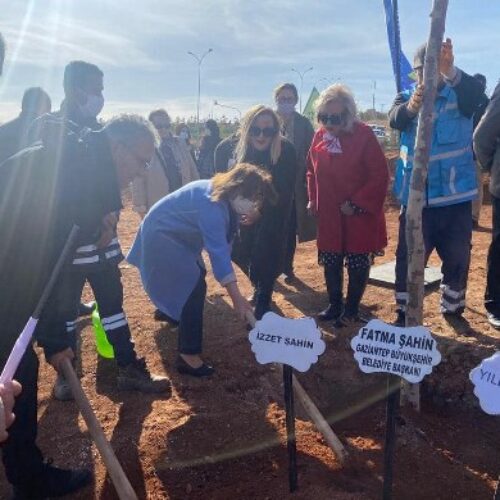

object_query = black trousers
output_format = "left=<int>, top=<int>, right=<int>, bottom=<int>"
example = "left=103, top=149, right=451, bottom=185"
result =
left=395, top=202, right=472, bottom=313
left=485, top=194, right=500, bottom=316
left=284, top=204, right=297, bottom=275
left=1, top=345, right=43, bottom=488
left=64, top=264, right=137, bottom=367
left=178, top=269, right=207, bottom=355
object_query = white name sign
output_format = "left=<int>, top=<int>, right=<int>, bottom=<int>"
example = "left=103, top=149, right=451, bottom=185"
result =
left=351, top=319, right=441, bottom=383
left=249, top=312, right=325, bottom=372
left=469, top=352, right=500, bottom=415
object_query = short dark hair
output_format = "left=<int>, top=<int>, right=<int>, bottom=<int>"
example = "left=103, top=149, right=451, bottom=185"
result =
left=148, top=108, right=170, bottom=123
left=273, top=83, right=298, bottom=102
left=63, top=60, right=103, bottom=95
left=473, top=73, right=487, bottom=90
left=413, top=43, right=427, bottom=69
left=21, top=87, right=51, bottom=115
left=0, top=33, right=5, bottom=76
left=205, top=119, right=220, bottom=137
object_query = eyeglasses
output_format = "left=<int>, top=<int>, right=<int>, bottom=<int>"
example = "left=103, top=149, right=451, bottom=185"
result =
left=318, top=113, right=344, bottom=126
left=249, top=126, right=277, bottom=138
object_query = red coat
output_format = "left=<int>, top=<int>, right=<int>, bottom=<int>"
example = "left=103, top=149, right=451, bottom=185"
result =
left=306, top=122, right=388, bottom=254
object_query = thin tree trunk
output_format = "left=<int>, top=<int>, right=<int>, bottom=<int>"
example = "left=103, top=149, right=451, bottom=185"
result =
left=402, top=0, right=449, bottom=410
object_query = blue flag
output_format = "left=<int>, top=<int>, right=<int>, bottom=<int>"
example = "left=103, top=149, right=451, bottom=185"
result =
left=383, top=0, right=414, bottom=92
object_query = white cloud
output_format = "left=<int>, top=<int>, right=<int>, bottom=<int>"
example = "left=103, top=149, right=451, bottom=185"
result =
left=1, top=0, right=499, bottom=122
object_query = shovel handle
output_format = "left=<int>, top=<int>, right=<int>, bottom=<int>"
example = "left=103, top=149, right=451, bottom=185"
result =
left=61, top=359, right=138, bottom=500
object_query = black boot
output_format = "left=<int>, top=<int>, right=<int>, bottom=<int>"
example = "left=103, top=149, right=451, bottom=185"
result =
left=12, top=460, right=92, bottom=499
left=318, top=262, right=344, bottom=321
left=341, top=265, right=370, bottom=323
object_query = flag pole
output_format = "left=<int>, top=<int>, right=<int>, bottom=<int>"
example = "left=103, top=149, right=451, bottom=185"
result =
left=393, top=0, right=402, bottom=92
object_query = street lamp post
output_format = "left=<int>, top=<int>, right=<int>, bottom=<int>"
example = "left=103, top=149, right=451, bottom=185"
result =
left=291, top=66, right=313, bottom=113
left=213, top=100, right=242, bottom=120
left=187, top=48, right=213, bottom=123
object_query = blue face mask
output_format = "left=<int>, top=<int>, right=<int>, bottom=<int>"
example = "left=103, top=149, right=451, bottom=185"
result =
left=277, top=101, right=295, bottom=115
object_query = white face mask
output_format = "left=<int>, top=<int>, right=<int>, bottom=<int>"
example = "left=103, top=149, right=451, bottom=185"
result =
left=230, top=195, right=260, bottom=217
left=80, top=93, right=104, bottom=118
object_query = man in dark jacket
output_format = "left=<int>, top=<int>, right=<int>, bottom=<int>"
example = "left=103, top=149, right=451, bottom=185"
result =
left=274, top=83, right=316, bottom=282
left=0, top=87, right=51, bottom=163
left=474, top=80, right=500, bottom=328
left=1, top=113, right=157, bottom=498
left=390, top=38, right=484, bottom=325
left=32, top=61, right=169, bottom=400
left=0, top=30, right=23, bottom=448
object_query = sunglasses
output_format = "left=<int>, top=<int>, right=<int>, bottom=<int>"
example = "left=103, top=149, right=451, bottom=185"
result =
left=249, top=126, right=277, bottom=138
left=318, top=113, right=343, bottom=125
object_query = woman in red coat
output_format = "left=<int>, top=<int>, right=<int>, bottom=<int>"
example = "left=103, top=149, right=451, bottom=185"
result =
left=307, top=84, right=388, bottom=325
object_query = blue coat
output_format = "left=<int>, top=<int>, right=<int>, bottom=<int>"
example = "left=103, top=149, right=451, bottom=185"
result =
left=127, top=180, right=237, bottom=320
left=393, top=84, right=477, bottom=207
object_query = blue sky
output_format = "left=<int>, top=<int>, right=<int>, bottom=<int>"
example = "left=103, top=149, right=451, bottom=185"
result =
left=0, top=0, right=499, bottom=123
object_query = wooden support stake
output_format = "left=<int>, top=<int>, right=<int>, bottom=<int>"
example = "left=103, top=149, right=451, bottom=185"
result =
left=403, top=0, right=449, bottom=410
left=61, top=359, right=138, bottom=500
left=246, top=312, right=349, bottom=465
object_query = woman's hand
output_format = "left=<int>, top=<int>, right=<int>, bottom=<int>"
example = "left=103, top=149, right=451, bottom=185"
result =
left=240, top=211, right=261, bottom=226
left=225, top=282, right=254, bottom=320
left=307, top=201, right=317, bottom=217
left=340, top=201, right=355, bottom=216
left=231, top=293, right=254, bottom=321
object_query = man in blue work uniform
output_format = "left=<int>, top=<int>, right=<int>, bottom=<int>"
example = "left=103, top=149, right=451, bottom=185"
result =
left=389, top=38, right=484, bottom=325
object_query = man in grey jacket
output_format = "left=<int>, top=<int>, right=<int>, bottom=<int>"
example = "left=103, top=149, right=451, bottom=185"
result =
left=474, top=81, right=500, bottom=328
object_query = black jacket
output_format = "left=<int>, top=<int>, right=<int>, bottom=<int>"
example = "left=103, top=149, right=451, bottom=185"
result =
left=197, top=134, right=221, bottom=178
left=0, top=131, right=121, bottom=358
left=0, top=113, right=38, bottom=164
left=215, top=138, right=297, bottom=289
left=30, top=106, right=124, bottom=269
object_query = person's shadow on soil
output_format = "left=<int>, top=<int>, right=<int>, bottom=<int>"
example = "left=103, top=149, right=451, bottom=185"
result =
left=36, top=366, right=96, bottom=498
left=151, top=295, right=381, bottom=499
left=94, top=355, right=172, bottom=500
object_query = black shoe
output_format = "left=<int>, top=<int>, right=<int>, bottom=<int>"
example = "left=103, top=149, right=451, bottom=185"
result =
left=394, top=309, right=406, bottom=327
left=317, top=304, right=342, bottom=322
left=442, top=306, right=465, bottom=317
left=117, top=357, right=171, bottom=393
left=487, top=312, right=500, bottom=329
left=176, top=355, right=215, bottom=377
left=13, top=461, right=92, bottom=499
left=78, top=301, right=96, bottom=317
left=284, top=272, right=296, bottom=285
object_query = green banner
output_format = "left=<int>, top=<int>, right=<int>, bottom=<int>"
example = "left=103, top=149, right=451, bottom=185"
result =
left=303, top=87, right=320, bottom=124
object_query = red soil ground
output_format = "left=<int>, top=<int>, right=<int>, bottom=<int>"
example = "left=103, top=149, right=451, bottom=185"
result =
left=1, top=193, right=499, bottom=500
